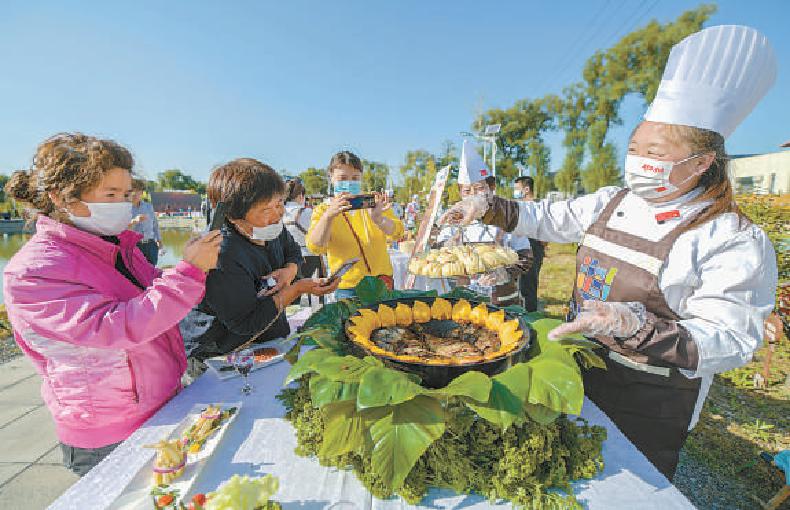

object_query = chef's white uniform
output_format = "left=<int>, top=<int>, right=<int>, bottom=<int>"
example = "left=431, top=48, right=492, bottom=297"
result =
left=511, top=185, right=778, bottom=427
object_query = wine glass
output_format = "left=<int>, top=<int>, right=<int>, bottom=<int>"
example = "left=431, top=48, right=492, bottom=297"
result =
left=227, top=349, right=254, bottom=395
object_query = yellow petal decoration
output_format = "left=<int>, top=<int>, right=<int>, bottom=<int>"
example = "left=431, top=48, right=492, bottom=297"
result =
left=500, top=327, right=523, bottom=348
left=469, top=303, right=489, bottom=327
left=485, top=310, right=506, bottom=331
left=358, top=309, right=381, bottom=330
left=431, top=298, right=452, bottom=320
left=394, top=303, right=413, bottom=326
left=451, top=299, right=472, bottom=322
left=413, top=301, right=432, bottom=323
left=346, top=324, right=369, bottom=341
left=499, top=319, right=520, bottom=338
left=377, top=304, right=397, bottom=328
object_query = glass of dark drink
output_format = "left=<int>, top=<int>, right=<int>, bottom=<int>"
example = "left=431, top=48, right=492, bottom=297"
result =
left=227, top=349, right=254, bottom=395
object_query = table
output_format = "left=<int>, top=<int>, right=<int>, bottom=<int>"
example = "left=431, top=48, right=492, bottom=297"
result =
left=50, top=347, right=696, bottom=508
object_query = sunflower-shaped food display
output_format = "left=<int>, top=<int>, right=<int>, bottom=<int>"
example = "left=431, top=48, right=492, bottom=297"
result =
left=346, top=297, right=528, bottom=382
left=408, top=245, right=519, bottom=278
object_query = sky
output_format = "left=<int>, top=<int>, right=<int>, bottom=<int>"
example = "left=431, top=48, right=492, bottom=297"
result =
left=0, top=0, right=787, bottom=183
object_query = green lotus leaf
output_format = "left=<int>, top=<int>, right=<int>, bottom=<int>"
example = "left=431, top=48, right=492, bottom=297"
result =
left=441, top=286, right=489, bottom=303
left=355, top=276, right=390, bottom=305
left=357, top=366, right=424, bottom=409
left=315, top=354, right=376, bottom=383
left=300, top=325, right=346, bottom=353
left=524, top=402, right=561, bottom=425
left=284, top=348, right=334, bottom=384
left=369, top=395, right=446, bottom=491
left=427, top=370, right=492, bottom=402
left=464, top=363, right=532, bottom=430
left=526, top=349, right=585, bottom=415
left=319, top=400, right=367, bottom=458
left=309, top=375, right=360, bottom=408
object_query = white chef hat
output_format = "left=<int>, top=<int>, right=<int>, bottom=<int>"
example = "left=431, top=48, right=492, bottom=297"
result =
left=457, top=140, right=491, bottom=185
left=644, top=25, right=777, bottom=139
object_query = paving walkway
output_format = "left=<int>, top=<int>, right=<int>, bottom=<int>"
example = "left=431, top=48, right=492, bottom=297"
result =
left=0, top=357, right=78, bottom=510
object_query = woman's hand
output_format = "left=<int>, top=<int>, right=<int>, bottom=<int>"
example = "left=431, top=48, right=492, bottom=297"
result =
left=548, top=300, right=646, bottom=340
left=325, top=193, right=352, bottom=219
left=183, top=231, right=222, bottom=273
left=295, top=277, right=341, bottom=296
left=370, top=192, right=391, bottom=223
left=262, top=263, right=298, bottom=296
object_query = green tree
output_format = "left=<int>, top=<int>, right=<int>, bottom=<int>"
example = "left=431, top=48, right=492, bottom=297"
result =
left=579, top=4, right=715, bottom=190
left=156, top=169, right=206, bottom=194
left=0, top=174, right=9, bottom=203
left=554, top=84, right=588, bottom=195
left=361, top=160, right=390, bottom=192
left=299, top=167, right=328, bottom=196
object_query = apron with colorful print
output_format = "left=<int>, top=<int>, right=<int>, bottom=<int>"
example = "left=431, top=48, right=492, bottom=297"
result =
left=568, top=189, right=702, bottom=479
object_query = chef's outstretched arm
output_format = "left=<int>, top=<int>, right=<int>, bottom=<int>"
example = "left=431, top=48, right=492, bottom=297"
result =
left=549, top=227, right=777, bottom=374
left=438, top=187, right=620, bottom=244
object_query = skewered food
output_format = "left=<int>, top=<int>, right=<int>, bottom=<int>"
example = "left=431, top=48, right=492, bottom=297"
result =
left=408, top=245, right=519, bottom=278
left=182, top=405, right=237, bottom=454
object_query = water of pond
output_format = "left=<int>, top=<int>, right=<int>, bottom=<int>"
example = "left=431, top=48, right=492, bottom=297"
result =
left=0, top=229, right=195, bottom=303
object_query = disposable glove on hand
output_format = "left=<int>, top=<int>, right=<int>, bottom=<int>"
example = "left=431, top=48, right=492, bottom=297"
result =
left=438, top=193, right=491, bottom=225
left=548, top=300, right=646, bottom=341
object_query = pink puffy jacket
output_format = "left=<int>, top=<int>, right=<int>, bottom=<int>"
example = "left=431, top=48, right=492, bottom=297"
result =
left=3, top=215, right=206, bottom=448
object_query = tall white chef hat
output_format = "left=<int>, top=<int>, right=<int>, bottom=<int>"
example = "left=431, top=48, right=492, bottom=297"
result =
left=457, top=139, right=491, bottom=185
left=644, top=25, right=777, bottom=139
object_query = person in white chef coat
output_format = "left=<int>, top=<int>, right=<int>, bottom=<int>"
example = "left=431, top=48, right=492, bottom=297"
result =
left=435, top=140, right=521, bottom=305
left=439, top=25, right=779, bottom=479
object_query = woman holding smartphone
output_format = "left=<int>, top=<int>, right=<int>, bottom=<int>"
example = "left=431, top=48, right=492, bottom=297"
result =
left=306, top=151, right=404, bottom=299
left=186, top=158, right=339, bottom=361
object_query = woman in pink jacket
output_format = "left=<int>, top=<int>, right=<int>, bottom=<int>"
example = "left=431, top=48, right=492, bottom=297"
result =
left=3, top=133, right=221, bottom=476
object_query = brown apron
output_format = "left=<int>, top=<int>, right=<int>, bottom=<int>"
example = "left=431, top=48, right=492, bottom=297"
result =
left=569, top=189, right=701, bottom=480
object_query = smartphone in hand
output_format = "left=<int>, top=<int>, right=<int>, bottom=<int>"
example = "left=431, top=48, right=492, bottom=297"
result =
left=209, top=202, right=227, bottom=231
left=327, top=257, right=360, bottom=285
left=347, top=194, right=376, bottom=210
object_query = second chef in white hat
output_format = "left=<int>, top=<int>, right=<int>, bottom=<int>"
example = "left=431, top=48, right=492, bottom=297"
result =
left=439, top=25, right=778, bottom=479
left=434, top=140, right=523, bottom=306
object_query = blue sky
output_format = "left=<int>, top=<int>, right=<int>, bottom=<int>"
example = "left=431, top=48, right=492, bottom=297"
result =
left=0, top=1, right=787, bottom=182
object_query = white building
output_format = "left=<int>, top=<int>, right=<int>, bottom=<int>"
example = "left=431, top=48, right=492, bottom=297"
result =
left=728, top=149, right=790, bottom=194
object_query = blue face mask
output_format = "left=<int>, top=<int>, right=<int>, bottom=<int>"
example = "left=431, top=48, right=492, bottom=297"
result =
left=513, top=190, right=523, bottom=199
left=334, top=180, right=362, bottom=195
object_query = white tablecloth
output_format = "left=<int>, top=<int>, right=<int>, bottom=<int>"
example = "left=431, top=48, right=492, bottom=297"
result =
left=50, top=329, right=695, bottom=509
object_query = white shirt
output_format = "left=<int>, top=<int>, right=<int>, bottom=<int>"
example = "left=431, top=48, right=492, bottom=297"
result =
left=437, top=222, right=501, bottom=244
left=284, top=202, right=313, bottom=254
left=513, top=186, right=777, bottom=427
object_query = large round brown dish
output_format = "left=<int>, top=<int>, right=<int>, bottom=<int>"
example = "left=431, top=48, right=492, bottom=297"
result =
left=345, top=297, right=533, bottom=388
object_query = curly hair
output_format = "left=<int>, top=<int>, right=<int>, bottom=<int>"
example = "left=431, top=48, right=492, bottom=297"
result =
left=5, top=133, right=134, bottom=221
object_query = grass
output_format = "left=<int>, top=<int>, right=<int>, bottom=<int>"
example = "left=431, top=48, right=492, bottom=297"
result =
left=538, top=242, right=790, bottom=509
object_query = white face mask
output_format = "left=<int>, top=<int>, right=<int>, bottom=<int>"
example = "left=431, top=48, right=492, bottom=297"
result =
left=68, top=201, right=133, bottom=236
left=250, top=220, right=283, bottom=241
left=624, top=153, right=704, bottom=200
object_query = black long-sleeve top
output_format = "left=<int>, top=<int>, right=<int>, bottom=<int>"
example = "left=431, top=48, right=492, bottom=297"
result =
left=192, top=222, right=304, bottom=357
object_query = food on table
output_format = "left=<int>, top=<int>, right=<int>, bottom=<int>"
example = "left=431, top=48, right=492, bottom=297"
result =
left=187, top=474, right=280, bottom=510
left=346, top=299, right=523, bottom=364
left=182, top=405, right=238, bottom=454
left=408, top=245, right=519, bottom=278
left=146, top=439, right=186, bottom=485
left=252, top=347, right=279, bottom=363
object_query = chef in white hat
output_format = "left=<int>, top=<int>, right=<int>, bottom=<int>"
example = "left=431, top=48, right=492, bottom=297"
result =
left=439, top=25, right=778, bottom=479
left=434, top=140, right=522, bottom=306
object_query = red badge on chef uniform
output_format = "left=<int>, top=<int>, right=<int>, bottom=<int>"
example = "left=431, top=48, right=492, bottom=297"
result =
left=655, top=210, right=680, bottom=223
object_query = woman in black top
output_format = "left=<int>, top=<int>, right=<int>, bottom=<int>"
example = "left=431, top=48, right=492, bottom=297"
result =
left=190, top=158, right=338, bottom=358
